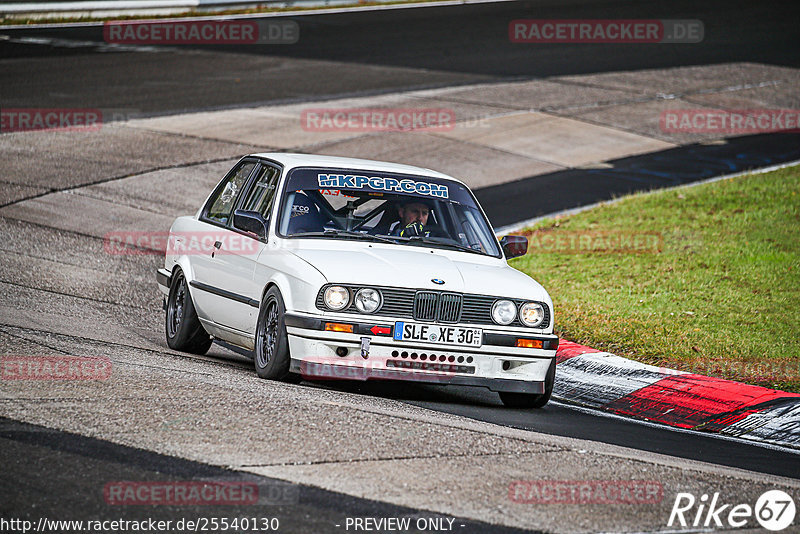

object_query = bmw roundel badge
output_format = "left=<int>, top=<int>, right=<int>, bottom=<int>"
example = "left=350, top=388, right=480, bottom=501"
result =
left=431, top=278, right=445, bottom=285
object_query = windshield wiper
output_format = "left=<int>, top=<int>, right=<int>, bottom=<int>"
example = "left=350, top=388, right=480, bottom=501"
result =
left=334, top=229, right=397, bottom=244
left=292, top=230, right=480, bottom=251
left=293, top=229, right=396, bottom=244
left=402, top=235, right=485, bottom=255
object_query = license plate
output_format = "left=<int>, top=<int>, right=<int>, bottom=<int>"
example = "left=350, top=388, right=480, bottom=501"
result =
left=393, top=322, right=482, bottom=347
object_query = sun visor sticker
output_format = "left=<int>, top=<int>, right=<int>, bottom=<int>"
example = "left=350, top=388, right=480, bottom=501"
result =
left=317, top=174, right=449, bottom=199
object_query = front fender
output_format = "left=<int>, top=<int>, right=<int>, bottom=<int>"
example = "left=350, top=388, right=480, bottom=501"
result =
left=162, top=216, right=204, bottom=309
left=254, top=247, right=327, bottom=315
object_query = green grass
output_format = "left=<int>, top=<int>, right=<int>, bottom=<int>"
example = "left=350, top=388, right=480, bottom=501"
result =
left=510, top=165, right=800, bottom=392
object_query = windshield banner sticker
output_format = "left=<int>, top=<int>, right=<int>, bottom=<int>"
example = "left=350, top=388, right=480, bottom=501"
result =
left=317, top=174, right=449, bottom=199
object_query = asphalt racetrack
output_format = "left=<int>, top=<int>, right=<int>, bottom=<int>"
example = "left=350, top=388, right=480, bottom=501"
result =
left=1, top=0, right=799, bottom=114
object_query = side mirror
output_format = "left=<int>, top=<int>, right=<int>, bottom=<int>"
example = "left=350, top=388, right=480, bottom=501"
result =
left=499, top=235, right=528, bottom=259
left=233, top=209, right=268, bottom=240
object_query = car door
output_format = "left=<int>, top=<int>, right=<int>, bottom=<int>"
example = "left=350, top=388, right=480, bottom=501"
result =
left=194, top=161, right=284, bottom=335
left=190, top=159, right=260, bottom=331
left=213, top=162, right=283, bottom=334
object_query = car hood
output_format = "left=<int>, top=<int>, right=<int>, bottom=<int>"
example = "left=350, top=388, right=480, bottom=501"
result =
left=288, top=243, right=550, bottom=301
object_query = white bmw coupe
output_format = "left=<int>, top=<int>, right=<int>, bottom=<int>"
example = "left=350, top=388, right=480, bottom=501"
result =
left=157, top=153, right=558, bottom=407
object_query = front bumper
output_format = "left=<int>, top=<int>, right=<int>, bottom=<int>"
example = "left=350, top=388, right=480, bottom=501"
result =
left=285, top=313, right=557, bottom=393
left=156, top=268, right=171, bottom=296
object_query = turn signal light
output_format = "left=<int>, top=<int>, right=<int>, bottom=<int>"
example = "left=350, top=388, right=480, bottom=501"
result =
left=516, top=339, right=543, bottom=349
left=325, top=322, right=354, bottom=333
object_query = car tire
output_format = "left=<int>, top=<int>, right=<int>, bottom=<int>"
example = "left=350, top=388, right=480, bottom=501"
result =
left=165, top=269, right=212, bottom=355
left=254, top=286, right=293, bottom=381
left=499, top=358, right=555, bottom=409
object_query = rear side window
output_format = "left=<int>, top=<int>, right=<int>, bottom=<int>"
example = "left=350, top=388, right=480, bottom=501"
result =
left=241, top=165, right=281, bottom=218
left=205, top=161, right=256, bottom=225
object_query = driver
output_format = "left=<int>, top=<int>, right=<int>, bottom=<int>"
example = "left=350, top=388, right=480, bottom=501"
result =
left=390, top=199, right=433, bottom=237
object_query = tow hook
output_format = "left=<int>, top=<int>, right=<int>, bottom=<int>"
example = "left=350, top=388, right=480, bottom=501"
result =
left=360, top=337, right=370, bottom=359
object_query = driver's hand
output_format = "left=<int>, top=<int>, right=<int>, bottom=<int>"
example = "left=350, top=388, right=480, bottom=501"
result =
left=400, top=222, right=425, bottom=237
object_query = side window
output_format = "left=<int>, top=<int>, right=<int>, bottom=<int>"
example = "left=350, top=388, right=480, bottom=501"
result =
left=241, top=165, right=281, bottom=218
left=205, top=161, right=256, bottom=225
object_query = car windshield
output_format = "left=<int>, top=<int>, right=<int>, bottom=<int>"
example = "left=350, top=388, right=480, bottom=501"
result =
left=277, top=167, right=501, bottom=257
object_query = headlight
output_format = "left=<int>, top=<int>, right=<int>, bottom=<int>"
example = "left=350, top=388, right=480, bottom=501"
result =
left=354, top=288, right=382, bottom=313
left=491, top=299, right=517, bottom=325
left=324, top=286, right=350, bottom=310
left=519, top=302, right=545, bottom=327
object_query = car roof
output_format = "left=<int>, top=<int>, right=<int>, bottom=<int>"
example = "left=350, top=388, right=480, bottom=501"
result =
left=250, top=152, right=466, bottom=186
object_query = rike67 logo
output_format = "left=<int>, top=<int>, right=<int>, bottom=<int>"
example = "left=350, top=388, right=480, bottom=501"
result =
left=669, top=490, right=796, bottom=531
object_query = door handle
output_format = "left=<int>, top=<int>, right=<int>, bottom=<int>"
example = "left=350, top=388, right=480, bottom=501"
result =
left=211, top=240, right=222, bottom=258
